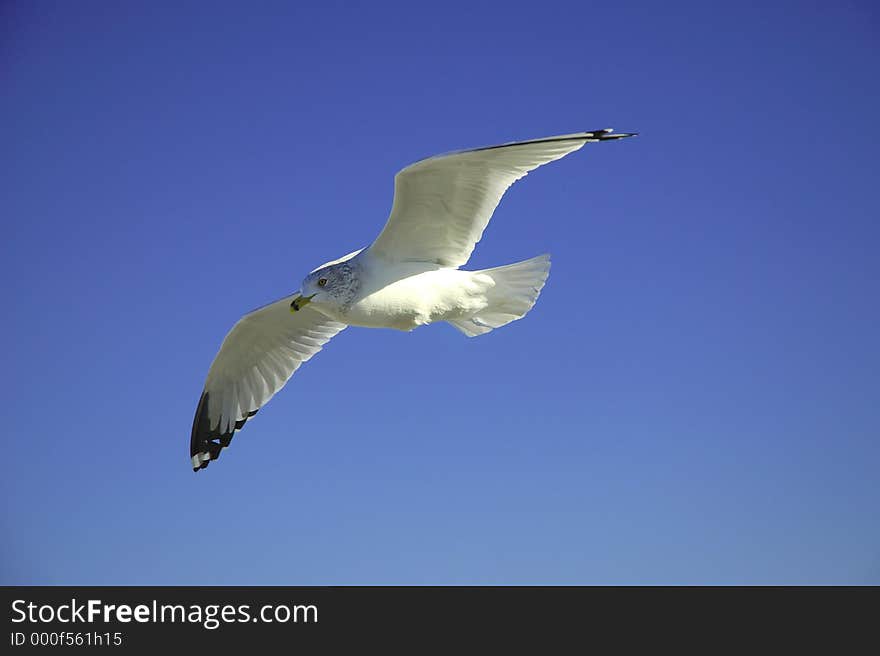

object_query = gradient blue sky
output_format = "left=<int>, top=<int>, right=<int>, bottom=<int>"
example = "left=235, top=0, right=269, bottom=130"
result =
left=2, top=1, right=878, bottom=584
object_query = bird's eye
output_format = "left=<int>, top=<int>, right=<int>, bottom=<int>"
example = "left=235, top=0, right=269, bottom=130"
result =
left=317, top=278, right=327, bottom=287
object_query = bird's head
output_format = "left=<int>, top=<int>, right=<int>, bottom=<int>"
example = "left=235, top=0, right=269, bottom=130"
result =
left=291, top=262, right=359, bottom=313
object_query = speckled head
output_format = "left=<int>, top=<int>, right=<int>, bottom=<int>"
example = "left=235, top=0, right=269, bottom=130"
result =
left=291, top=261, right=360, bottom=314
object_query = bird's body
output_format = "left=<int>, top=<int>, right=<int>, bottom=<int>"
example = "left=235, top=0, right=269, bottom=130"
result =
left=309, top=250, right=535, bottom=333
left=190, top=128, right=636, bottom=470
left=314, top=253, right=450, bottom=330
left=340, top=263, right=482, bottom=332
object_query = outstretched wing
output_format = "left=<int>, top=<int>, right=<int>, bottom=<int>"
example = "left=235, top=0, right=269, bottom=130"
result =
left=367, top=129, right=636, bottom=267
left=190, top=295, right=346, bottom=471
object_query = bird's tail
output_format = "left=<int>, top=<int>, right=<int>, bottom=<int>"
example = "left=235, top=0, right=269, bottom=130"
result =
left=448, top=254, right=551, bottom=337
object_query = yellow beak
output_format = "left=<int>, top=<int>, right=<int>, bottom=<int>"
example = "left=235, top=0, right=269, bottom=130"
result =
left=290, top=293, right=316, bottom=313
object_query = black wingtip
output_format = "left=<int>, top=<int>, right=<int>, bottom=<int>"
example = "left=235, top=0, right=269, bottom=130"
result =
left=190, top=390, right=260, bottom=472
left=585, top=128, right=638, bottom=141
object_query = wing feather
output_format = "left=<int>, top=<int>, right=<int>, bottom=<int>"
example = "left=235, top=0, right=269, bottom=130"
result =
left=367, top=130, right=635, bottom=267
left=190, top=295, right=346, bottom=470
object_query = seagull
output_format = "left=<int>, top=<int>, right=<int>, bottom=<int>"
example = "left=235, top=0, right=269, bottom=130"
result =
left=190, top=128, right=636, bottom=471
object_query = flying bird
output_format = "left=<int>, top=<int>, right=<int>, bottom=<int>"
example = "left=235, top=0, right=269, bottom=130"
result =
left=190, top=128, right=637, bottom=471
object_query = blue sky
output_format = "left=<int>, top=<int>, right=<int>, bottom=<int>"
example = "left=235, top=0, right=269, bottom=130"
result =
left=2, top=0, right=878, bottom=584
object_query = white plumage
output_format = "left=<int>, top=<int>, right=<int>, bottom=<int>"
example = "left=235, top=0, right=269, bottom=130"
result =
left=191, top=128, right=636, bottom=470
